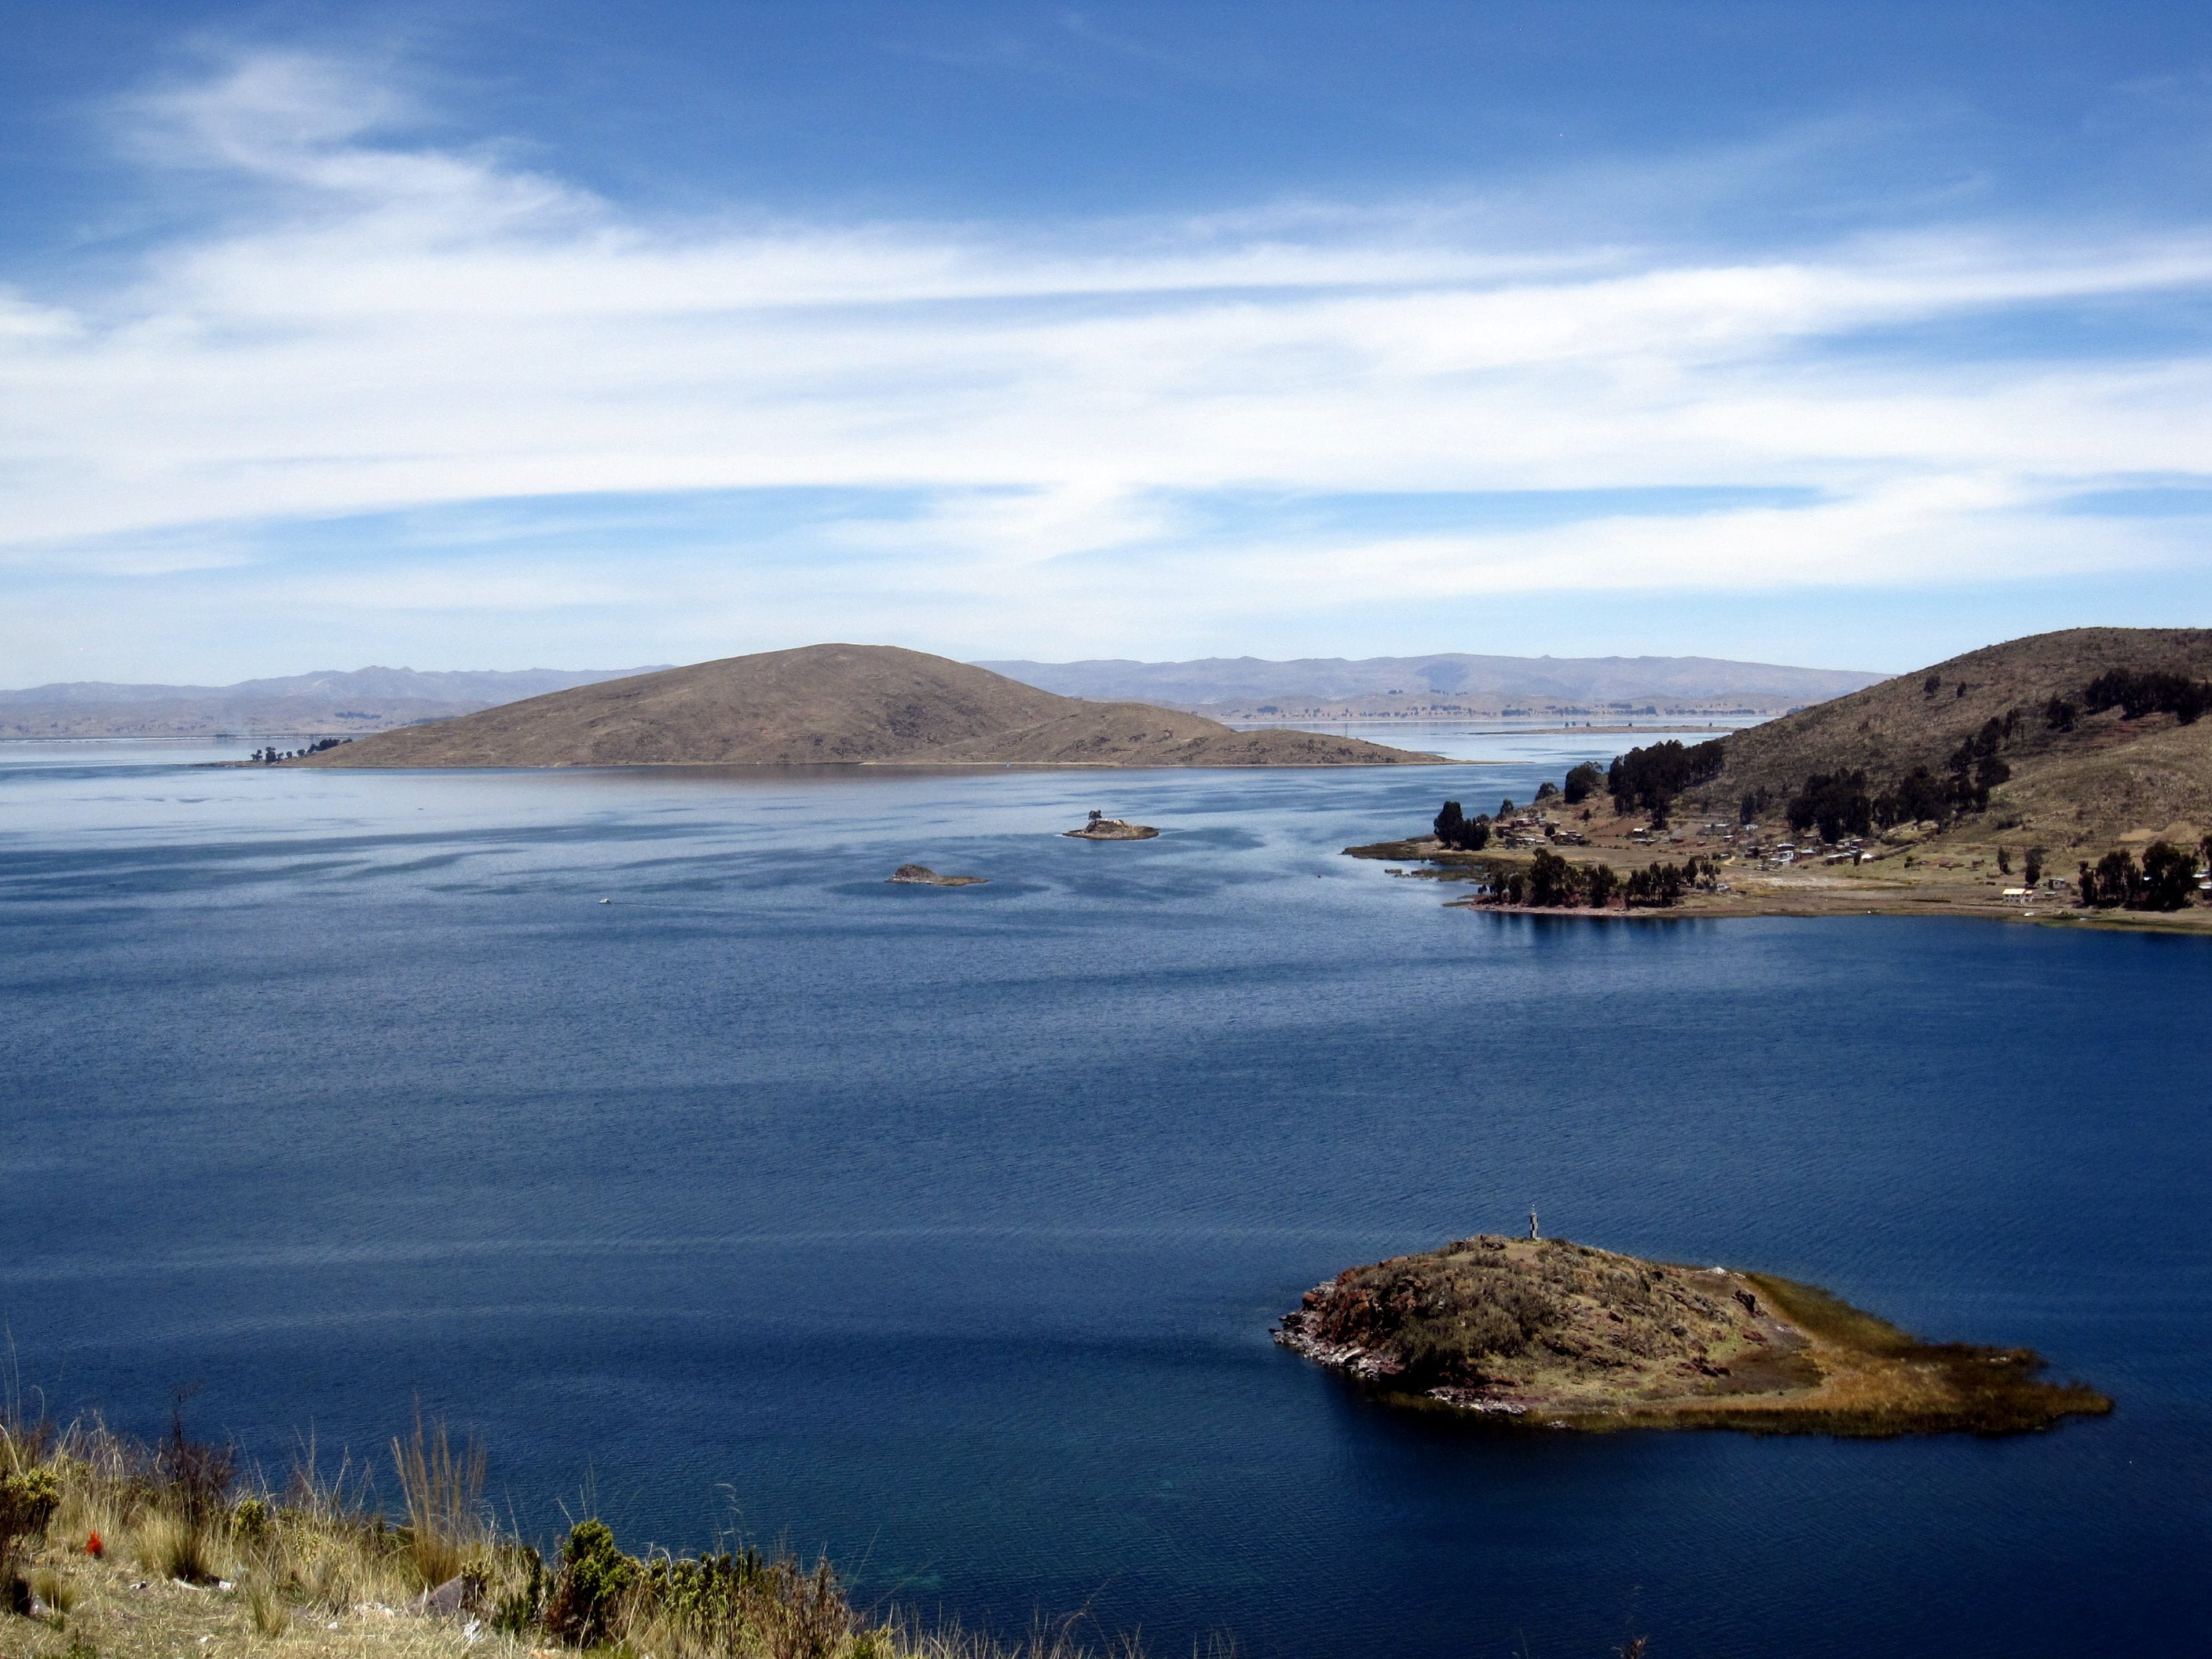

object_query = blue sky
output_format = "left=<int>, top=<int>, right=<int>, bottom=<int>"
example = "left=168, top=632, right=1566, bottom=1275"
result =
left=6, top=2, right=2212, bottom=682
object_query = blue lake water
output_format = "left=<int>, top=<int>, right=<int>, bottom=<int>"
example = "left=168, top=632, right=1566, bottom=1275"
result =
left=2, top=737, right=2206, bottom=1658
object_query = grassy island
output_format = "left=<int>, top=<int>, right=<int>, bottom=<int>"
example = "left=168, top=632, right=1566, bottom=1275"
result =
left=1276, top=1236, right=2111, bottom=1435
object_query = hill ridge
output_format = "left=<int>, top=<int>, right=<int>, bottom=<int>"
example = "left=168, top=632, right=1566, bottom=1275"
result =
left=979, top=651, right=1886, bottom=715
left=291, top=644, right=1442, bottom=770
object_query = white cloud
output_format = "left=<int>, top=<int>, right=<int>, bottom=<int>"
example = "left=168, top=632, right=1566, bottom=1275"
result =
left=6, top=49, right=2212, bottom=678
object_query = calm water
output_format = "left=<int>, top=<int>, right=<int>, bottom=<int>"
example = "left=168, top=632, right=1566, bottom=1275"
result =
left=2, top=738, right=2206, bottom=1658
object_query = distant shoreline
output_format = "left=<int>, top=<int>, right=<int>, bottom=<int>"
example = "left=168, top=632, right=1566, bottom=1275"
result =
left=1352, top=837, right=2212, bottom=935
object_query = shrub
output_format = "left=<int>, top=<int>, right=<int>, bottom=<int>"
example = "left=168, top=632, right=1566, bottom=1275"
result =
left=157, top=1404, right=233, bottom=1533
left=491, top=1547, right=546, bottom=1636
left=231, top=1495, right=273, bottom=1549
left=0, top=1466, right=60, bottom=1583
left=548, top=1519, right=637, bottom=1647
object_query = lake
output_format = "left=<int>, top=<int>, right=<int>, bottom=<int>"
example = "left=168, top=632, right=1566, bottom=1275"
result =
left=2, top=737, right=2204, bottom=1658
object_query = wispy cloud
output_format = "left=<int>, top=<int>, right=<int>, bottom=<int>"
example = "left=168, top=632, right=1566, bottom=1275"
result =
left=5, top=48, right=2212, bottom=677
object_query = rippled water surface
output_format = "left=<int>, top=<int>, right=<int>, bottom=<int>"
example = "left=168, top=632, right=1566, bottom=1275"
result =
left=2, top=738, right=2205, bottom=1658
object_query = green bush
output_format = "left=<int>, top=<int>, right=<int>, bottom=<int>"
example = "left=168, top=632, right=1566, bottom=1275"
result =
left=491, top=1546, right=545, bottom=1636
left=0, top=1467, right=61, bottom=1538
left=232, top=1496, right=274, bottom=1548
left=547, top=1520, right=637, bottom=1647
left=0, top=1465, right=61, bottom=1591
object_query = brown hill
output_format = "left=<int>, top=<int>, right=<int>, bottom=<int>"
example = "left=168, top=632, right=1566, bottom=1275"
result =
left=1709, top=626, right=2212, bottom=854
left=289, top=644, right=1443, bottom=770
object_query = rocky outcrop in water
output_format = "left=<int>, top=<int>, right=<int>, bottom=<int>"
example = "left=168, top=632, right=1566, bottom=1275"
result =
left=1276, top=1233, right=2110, bottom=1434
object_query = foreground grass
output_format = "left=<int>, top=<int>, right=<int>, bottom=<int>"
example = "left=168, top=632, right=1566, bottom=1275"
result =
left=0, top=1413, right=1150, bottom=1659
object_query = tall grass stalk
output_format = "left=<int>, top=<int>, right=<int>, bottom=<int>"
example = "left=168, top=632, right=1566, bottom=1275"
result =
left=6, top=1408, right=1179, bottom=1659
left=391, top=1406, right=487, bottom=1589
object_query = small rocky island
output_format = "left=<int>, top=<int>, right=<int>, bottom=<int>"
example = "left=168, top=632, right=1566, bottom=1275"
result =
left=1276, top=1234, right=2111, bottom=1435
left=1063, top=810, right=1159, bottom=840
left=887, top=864, right=987, bottom=886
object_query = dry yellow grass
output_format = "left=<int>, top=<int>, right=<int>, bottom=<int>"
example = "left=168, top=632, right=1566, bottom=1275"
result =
left=0, top=1415, right=1165, bottom=1659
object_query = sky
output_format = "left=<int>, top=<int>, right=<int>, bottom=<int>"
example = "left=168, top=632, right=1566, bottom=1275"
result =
left=6, top=2, right=2212, bottom=683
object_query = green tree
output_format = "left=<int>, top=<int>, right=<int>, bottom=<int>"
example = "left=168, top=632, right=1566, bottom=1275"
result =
left=1606, top=738, right=1726, bottom=818
left=1785, top=771, right=1873, bottom=842
left=1562, top=762, right=1605, bottom=805
left=1584, top=862, right=1620, bottom=907
left=2081, top=850, right=2141, bottom=909
left=1527, top=849, right=1577, bottom=906
left=2138, top=841, right=2197, bottom=910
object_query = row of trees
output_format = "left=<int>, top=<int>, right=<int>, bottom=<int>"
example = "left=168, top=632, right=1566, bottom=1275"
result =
left=250, top=738, right=350, bottom=764
left=2078, top=841, right=2205, bottom=911
left=2078, top=668, right=2212, bottom=726
left=1607, top=738, right=1727, bottom=821
left=1481, top=850, right=1718, bottom=910
left=1781, top=738, right=2015, bottom=844
left=1433, top=800, right=1492, bottom=851
left=1778, top=664, right=2210, bottom=842
left=1784, top=771, right=1873, bottom=842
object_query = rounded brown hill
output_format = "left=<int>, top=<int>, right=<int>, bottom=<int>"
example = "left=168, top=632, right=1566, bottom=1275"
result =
left=290, top=645, right=1443, bottom=769
left=1277, top=1234, right=2110, bottom=1434
left=1714, top=625, right=2212, bottom=850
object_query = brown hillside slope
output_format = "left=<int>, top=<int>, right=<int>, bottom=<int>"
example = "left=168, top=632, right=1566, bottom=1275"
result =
left=1711, top=627, right=2212, bottom=852
left=290, top=644, right=1442, bottom=769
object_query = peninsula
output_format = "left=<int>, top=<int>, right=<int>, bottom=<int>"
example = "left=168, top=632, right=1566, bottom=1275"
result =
left=1276, top=1234, right=2110, bottom=1434
left=1348, top=626, right=2212, bottom=930
left=284, top=645, right=1443, bottom=771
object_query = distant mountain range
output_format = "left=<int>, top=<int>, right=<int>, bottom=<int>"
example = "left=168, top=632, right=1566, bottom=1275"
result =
left=0, top=651, right=1889, bottom=739
left=975, top=653, right=1888, bottom=718
left=0, top=665, right=666, bottom=738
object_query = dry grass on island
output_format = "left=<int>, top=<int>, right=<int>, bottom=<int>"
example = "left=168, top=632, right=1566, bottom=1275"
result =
left=1350, top=625, right=2212, bottom=932
left=1276, top=1236, right=2111, bottom=1435
left=0, top=1411, right=1155, bottom=1659
left=280, top=646, right=1441, bottom=772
